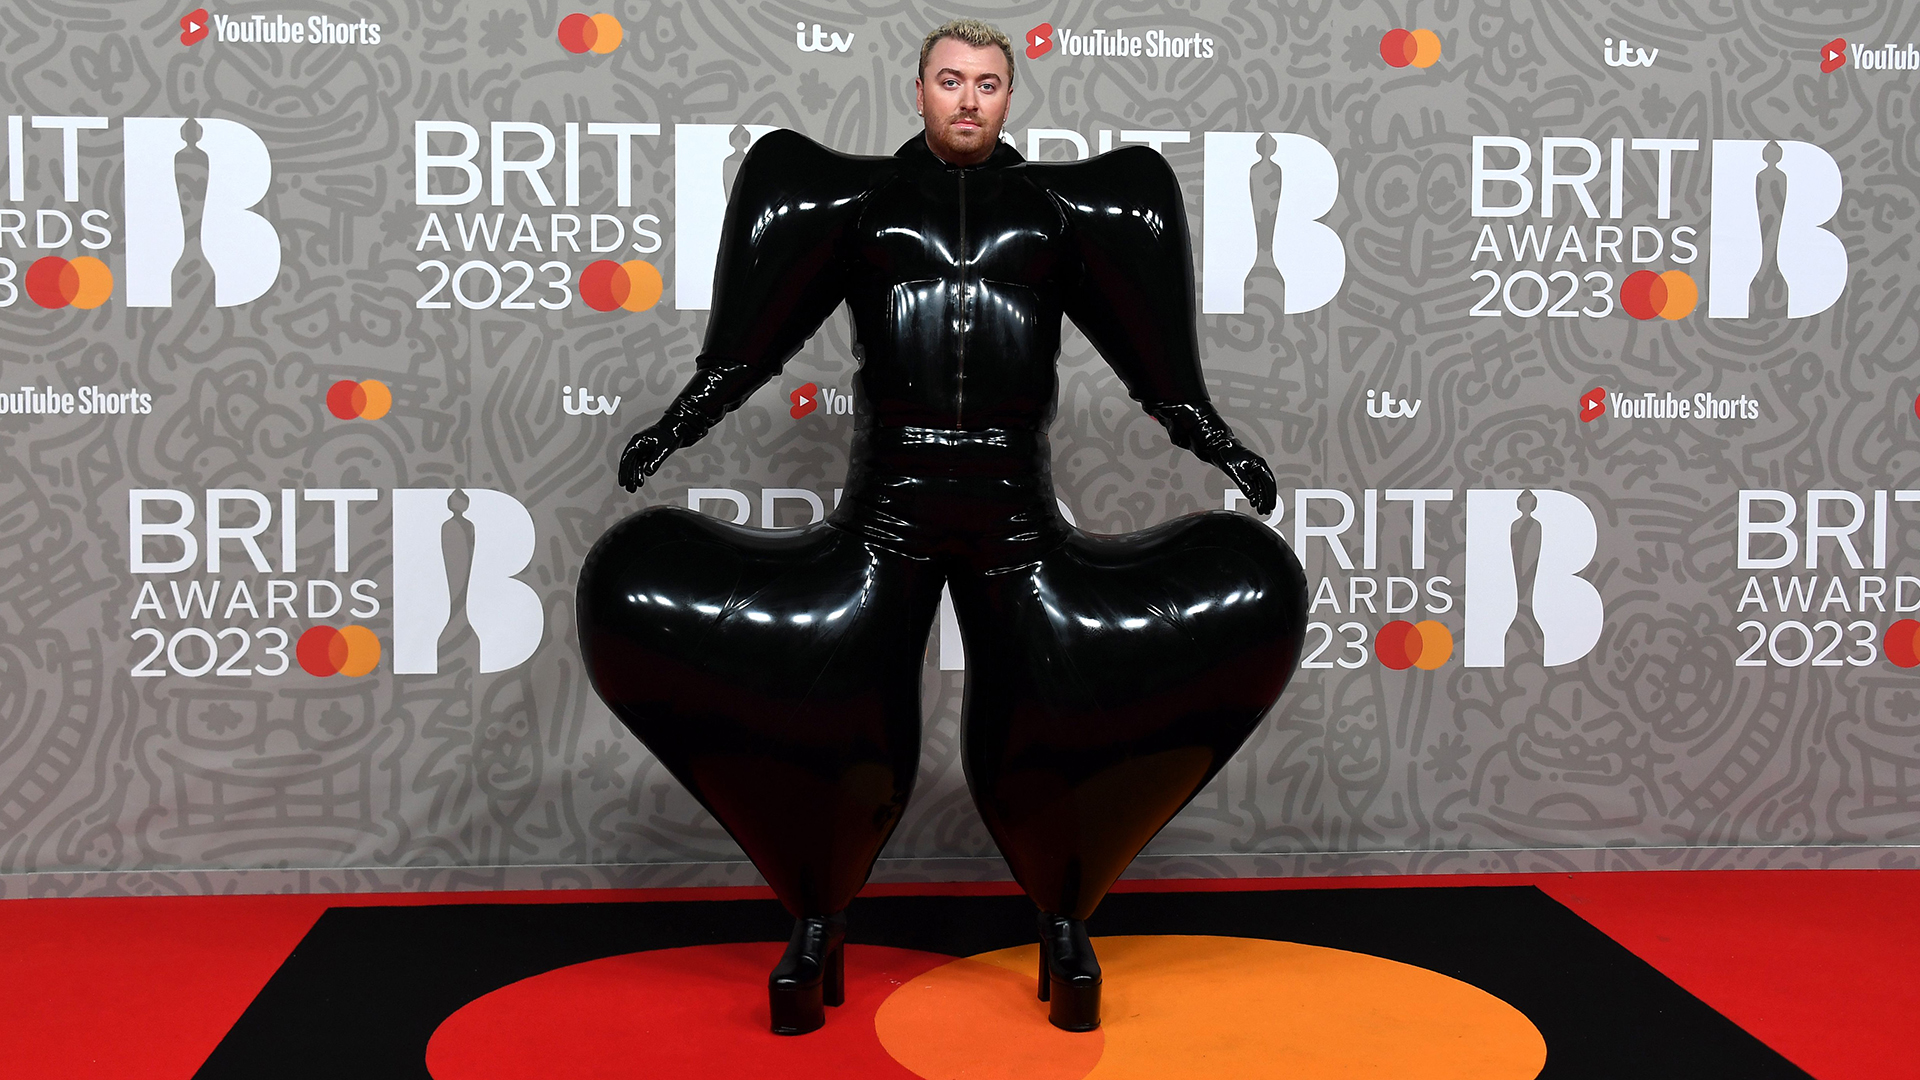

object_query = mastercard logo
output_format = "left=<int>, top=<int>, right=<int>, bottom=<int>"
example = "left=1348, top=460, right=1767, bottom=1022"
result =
left=24, top=256, right=113, bottom=309
left=580, top=259, right=663, bottom=312
left=1620, top=269, right=1697, bottom=320
left=1380, top=28, right=1442, bottom=69
left=1376, top=620, right=1454, bottom=671
left=1887, top=620, right=1920, bottom=668
left=297, top=625, right=381, bottom=677
left=558, top=13, right=623, bottom=54
left=326, top=379, right=393, bottom=420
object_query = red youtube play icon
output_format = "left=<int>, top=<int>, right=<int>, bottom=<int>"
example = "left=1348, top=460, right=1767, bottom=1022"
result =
left=181, top=7, right=208, bottom=45
left=1579, top=387, right=1606, bottom=423
left=790, top=382, right=818, bottom=419
left=1027, top=23, right=1053, bottom=60
left=1822, top=38, right=1847, bottom=73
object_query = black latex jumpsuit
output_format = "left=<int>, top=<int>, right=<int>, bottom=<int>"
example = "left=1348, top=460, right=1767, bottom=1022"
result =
left=578, top=130, right=1305, bottom=936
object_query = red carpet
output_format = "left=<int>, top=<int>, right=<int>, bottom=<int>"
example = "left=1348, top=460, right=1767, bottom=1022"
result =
left=0, top=871, right=1911, bottom=1079
left=1540, top=870, right=1920, bottom=1080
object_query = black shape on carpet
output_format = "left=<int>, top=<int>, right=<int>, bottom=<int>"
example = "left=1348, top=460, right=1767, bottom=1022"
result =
left=194, top=886, right=1810, bottom=1080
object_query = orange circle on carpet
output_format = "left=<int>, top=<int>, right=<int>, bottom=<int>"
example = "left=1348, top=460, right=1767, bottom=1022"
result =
left=876, top=935, right=1546, bottom=1080
left=425, top=941, right=954, bottom=1079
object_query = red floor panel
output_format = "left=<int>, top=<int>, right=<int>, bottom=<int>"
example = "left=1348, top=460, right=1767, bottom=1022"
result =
left=0, top=892, right=331, bottom=1080
left=1540, top=869, right=1920, bottom=1080
left=0, top=870, right=1911, bottom=1079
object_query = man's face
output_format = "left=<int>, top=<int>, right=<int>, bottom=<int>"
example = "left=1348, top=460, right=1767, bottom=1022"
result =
left=915, top=37, right=1011, bottom=166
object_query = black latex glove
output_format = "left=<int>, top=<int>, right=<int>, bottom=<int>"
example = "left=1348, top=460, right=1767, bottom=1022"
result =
left=618, top=424, right=680, bottom=492
left=1211, top=442, right=1278, bottom=518
left=614, top=364, right=761, bottom=493
left=1147, top=402, right=1278, bottom=517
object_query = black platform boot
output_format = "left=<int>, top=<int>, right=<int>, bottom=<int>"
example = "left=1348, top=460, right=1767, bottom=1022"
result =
left=1036, top=912, right=1101, bottom=1032
left=768, top=913, right=847, bottom=1035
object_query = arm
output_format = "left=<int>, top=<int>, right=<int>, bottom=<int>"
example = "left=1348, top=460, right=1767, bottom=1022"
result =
left=1044, top=146, right=1277, bottom=515
left=620, top=130, right=871, bottom=491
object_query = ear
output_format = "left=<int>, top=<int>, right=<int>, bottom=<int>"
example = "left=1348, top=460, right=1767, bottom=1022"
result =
left=914, top=77, right=924, bottom=116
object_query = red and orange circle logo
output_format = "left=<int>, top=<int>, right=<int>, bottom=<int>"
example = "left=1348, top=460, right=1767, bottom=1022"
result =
left=558, top=13, right=623, bottom=54
left=24, top=256, right=113, bottom=309
left=580, top=259, right=663, bottom=312
left=1886, top=620, right=1920, bottom=668
left=1380, top=29, right=1441, bottom=68
left=297, top=625, right=382, bottom=677
left=326, top=379, right=393, bottom=420
left=1620, top=270, right=1697, bottom=320
left=1376, top=620, right=1455, bottom=670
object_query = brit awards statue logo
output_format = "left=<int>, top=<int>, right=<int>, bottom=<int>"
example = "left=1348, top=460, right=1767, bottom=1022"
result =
left=124, top=117, right=281, bottom=307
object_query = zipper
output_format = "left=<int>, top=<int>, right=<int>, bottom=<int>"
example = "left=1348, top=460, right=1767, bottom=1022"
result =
left=955, top=168, right=967, bottom=427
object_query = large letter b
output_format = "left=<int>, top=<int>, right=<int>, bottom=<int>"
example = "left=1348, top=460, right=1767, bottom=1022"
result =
left=1463, top=489, right=1603, bottom=668
left=123, top=117, right=282, bottom=308
left=391, top=488, right=544, bottom=675
left=1202, top=131, right=1344, bottom=314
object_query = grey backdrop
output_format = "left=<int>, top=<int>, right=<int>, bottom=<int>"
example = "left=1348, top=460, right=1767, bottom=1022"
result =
left=2, top=0, right=1917, bottom=898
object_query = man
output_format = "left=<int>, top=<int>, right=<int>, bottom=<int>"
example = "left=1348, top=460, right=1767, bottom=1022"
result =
left=914, top=19, right=1012, bottom=166
left=579, top=19, right=1304, bottom=1036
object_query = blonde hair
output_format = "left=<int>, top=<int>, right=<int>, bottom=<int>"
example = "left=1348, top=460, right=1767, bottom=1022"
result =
left=918, top=19, right=1016, bottom=88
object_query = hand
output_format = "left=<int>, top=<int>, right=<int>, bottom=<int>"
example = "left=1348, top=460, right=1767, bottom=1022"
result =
left=617, top=425, right=679, bottom=492
left=1214, top=443, right=1277, bottom=518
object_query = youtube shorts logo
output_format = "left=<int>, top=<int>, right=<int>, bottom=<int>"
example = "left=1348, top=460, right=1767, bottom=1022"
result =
left=789, top=382, right=818, bottom=419
left=1822, top=37, right=1847, bottom=73
left=1027, top=23, right=1053, bottom=59
left=181, top=7, right=208, bottom=45
left=1580, top=387, right=1606, bottom=423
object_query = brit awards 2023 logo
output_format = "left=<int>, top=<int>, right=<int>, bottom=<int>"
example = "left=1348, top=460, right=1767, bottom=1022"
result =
left=126, top=487, right=544, bottom=679
left=410, top=119, right=753, bottom=313
left=1, top=114, right=282, bottom=310
left=1728, top=490, right=1920, bottom=670
left=1230, top=487, right=1604, bottom=672
left=1468, top=136, right=1846, bottom=321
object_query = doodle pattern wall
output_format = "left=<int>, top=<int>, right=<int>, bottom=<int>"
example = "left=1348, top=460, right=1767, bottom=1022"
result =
left=3, top=1, right=1917, bottom=896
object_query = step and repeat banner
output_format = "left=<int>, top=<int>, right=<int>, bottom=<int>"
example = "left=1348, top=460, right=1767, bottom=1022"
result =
left=2, top=1, right=1916, bottom=892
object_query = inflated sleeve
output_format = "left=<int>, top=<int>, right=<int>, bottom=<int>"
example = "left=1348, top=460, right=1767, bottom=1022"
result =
left=1045, top=147, right=1241, bottom=462
left=652, top=130, right=872, bottom=448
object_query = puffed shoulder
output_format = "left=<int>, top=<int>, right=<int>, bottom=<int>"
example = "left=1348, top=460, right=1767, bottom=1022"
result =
left=734, top=129, right=900, bottom=207
left=1022, top=144, right=1185, bottom=224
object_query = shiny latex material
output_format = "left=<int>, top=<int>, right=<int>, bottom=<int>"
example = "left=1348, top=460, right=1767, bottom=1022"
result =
left=621, top=131, right=1275, bottom=513
left=580, top=131, right=1307, bottom=945
left=578, top=510, right=943, bottom=919
left=954, top=514, right=1305, bottom=920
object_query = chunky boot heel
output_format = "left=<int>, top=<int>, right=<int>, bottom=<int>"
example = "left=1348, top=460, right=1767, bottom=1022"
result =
left=768, top=913, right=848, bottom=1035
left=769, top=979, right=824, bottom=1036
left=824, top=939, right=846, bottom=1007
left=1036, top=912, right=1101, bottom=1032
left=1048, top=973, right=1101, bottom=1032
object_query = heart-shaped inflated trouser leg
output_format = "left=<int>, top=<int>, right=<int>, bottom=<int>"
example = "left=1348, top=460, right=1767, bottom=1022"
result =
left=577, top=507, right=945, bottom=918
left=577, top=506, right=1305, bottom=924
left=954, top=511, right=1308, bottom=921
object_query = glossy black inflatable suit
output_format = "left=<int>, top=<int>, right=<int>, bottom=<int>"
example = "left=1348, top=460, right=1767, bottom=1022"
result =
left=576, top=130, right=1308, bottom=1035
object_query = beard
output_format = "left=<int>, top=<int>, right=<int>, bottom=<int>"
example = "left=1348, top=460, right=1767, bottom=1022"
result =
left=926, top=111, right=1002, bottom=163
